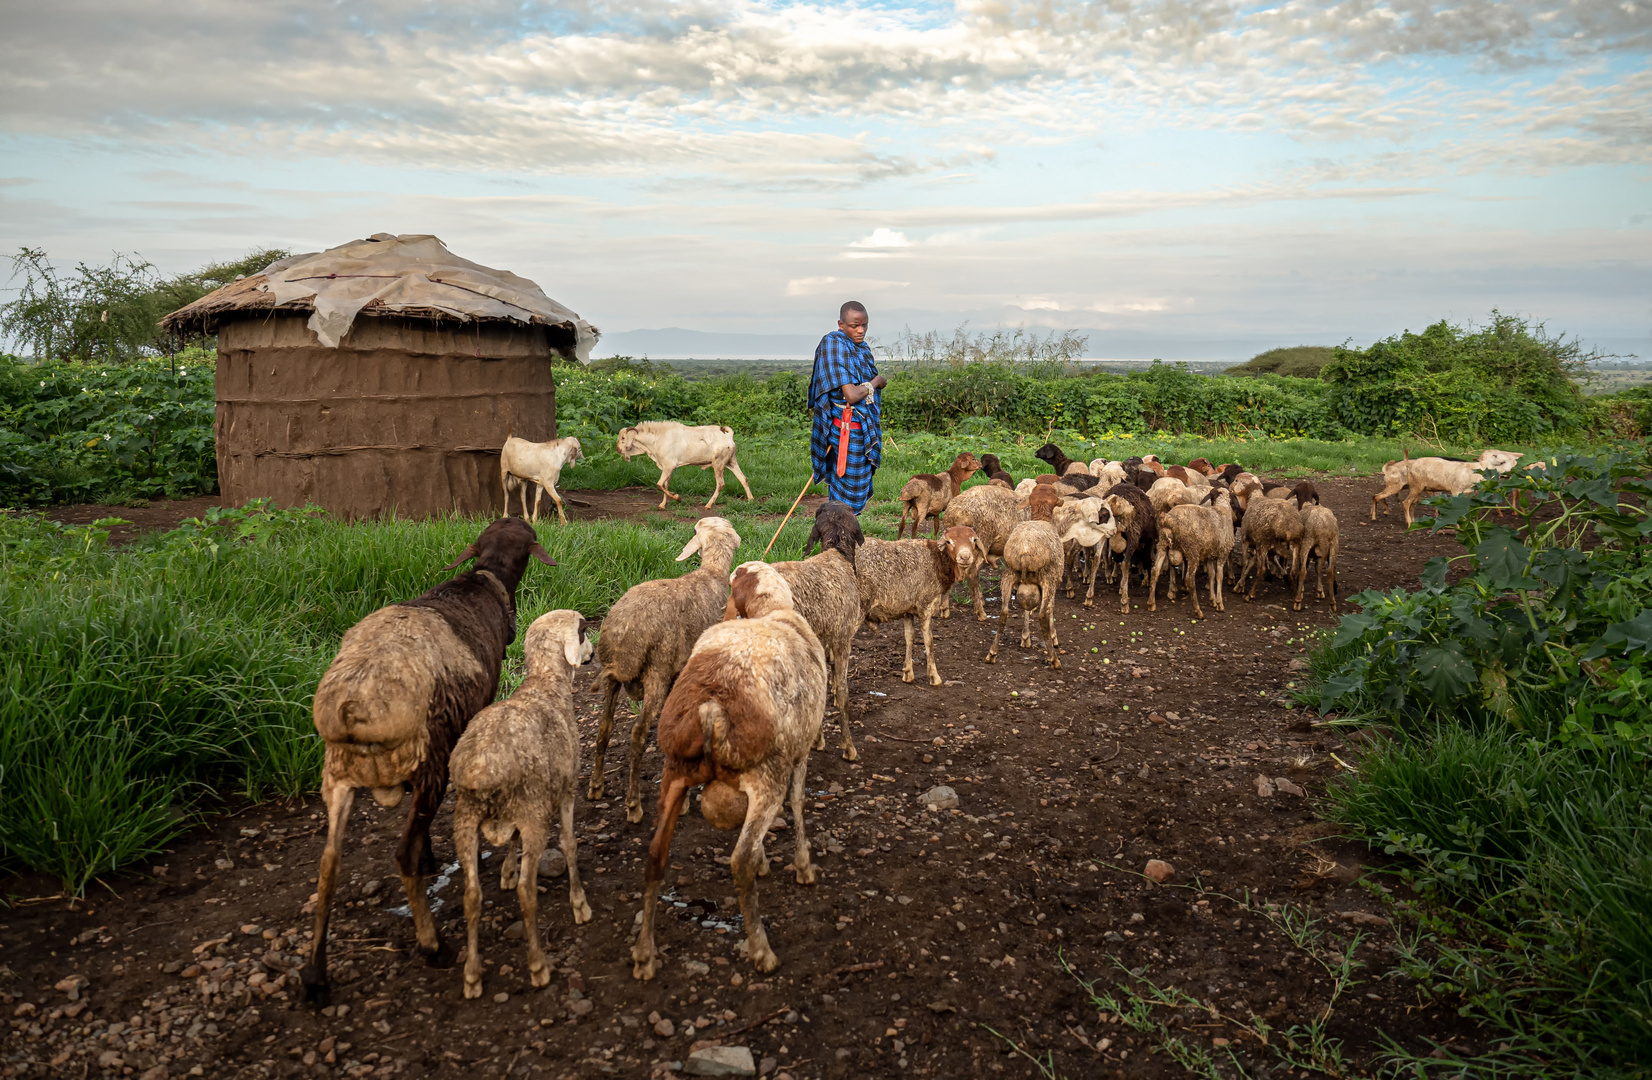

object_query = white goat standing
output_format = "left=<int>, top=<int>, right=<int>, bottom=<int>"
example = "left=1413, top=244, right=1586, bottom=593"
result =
left=617, top=421, right=755, bottom=511
left=501, top=434, right=584, bottom=524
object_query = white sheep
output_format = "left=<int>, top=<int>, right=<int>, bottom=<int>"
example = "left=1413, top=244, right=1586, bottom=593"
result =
left=501, top=434, right=584, bottom=524
left=617, top=421, right=755, bottom=510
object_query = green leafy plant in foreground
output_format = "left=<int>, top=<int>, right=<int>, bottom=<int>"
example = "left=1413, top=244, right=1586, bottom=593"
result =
left=1309, top=444, right=1652, bottom=1077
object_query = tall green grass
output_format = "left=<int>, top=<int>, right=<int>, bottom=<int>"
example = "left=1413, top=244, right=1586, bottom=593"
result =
left=0, top=505, right=820, bottom=894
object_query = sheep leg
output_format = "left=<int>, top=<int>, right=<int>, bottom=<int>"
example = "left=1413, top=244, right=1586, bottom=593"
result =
left=549, top=483, right=567, bottom=526
left=498, top=830, right=520, bottom=891
left=707, top=459, right=726, bottom=509
left=732, top=788, right=787, bottom=974
left=514, top=823, right=552, bottom=990
left=831, top=648, right=857, bottom=761
left=502, top=473, right=514, bottom=518
left=1083, top=544, right=1099, bottom=607
left=397, top=780, right=455, bottom=968
left=1147, top=545, right=1165, bottom=613
left=896, top=503, right=911, bottom=540
left=1117, top=541, right=1134, bottom=614
left=588, top=674, right=621, bottom=800
left=1326, top=546, right=1338, bottom=609
left=900, top=617, right=917, bottom=682
left=920, top=606, right=942, bottom=686
left=985, top=627, right=1002, bottom=663
left=559, top=792, right=593, bottom=925
left=298, top=775, right=355, bottom=1006
left=633, top=773, right=692, bottom=981
left=1020, top=603, right=1033, bottom=649
left=1208, top=556, right=1225, bottom=613
left=625, top=667, right=672, bottom=824
left=457, top=809, right=486, bottom=1000
left=727, top=453, right=754, bottom=501
left=655, top=466, right=680, bottom=510
left=1186, top=559, right=1205, bottom=619
left=930, top=511, right=940, bottom=539
left=785, top=759, right=817, bottom=885
left=1040, top=582, right=1061, bottom=669
left=528, top=481, right=543, bottom=523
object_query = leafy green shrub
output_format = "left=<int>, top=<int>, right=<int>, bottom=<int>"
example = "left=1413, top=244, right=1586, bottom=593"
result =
left=0, top=353, right=218, bottom=505
left=1322, top=312, right=1603, bottom=443
left=1309, top=445, right=1652, bottom=1076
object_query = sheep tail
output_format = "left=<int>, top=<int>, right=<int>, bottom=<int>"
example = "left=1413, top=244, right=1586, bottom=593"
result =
left=700, top=696, right=773, bottom=772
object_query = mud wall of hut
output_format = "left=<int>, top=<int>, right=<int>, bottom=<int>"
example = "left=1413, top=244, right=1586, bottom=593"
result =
left=214, top=315, right=557, bottom=519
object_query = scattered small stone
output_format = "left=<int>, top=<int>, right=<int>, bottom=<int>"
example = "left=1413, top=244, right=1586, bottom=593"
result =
left=538, top=849, right=567, bottom=878
left=1103, top=931, right=1125, bottom=943
left=684, top=1045, right=756, bottom=1076
left=239, top=923, right=260, bottom=934
left=654, top=1018, right=676, bottom=1037
left=1273, top=777, right=1306, bottom=798
left=922, top=785, right=959, bottom=810
left=684, top=961, right=710, bottom=977
left=98, top=1051, right=125, bottom=1069
left=214, top=858, right=234, bottom=871
left=759, top=1056, right=778, bottom=1076
left=504, top=921, right=526, bottom=941
left=1147, top=713, right=1167, bottom=724
left=569, top=998, right=595, bottom=1017
left=140, top=1065, right=168, bottom=1080
left=1128, top=912, right=1145, bottom=923
left=1164, top=711, right=1181, bottom=721
left=179, top=965, right=202, bottom=979
left=493, top=992, right=510, bottom=1004
left=1255, top=775, right=1276, bottom=797
left=162, top=960, right=184, bottom=975
left=1340, top=911, right=1390, bottom=927
left=54, top=975, right=88, bottom=1001
left=361, top=879, right=383, bottom=897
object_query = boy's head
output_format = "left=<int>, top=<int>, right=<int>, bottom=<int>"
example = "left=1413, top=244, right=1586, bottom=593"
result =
left=838, top=301, right=868, bottom=344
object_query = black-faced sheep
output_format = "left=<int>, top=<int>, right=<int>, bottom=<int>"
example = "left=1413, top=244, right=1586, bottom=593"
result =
left=632, top=565, right=826, bottom=980
left=451, top=610, right=594, bottom=1000
left=897, top=452, right=983, bottom=539
left=301, top=517, right=555, bottom=1005
left=979, top=453, right=1014, bottom=486
left=589, top=517, right=742, bottom=823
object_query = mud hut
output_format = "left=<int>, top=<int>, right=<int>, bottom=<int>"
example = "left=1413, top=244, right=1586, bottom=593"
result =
left=162, top=233, right=598, bottom=520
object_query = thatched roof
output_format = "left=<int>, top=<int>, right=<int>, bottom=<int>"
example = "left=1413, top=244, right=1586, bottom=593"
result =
left=162, top=233, right=599, bottom=361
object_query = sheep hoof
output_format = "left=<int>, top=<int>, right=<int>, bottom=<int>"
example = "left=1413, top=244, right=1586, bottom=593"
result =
left=422, top=939, right=458, bottom=969
left=530, top=963, right=551, bottom=988
left=976, top=612, right=989, bottom=622
left=928, top=673, right=943, bottom=686
left=463, top=976, right=483, bottom=1000
left=632, top=956, right=660, bottom=981
left=901, top=670, right=916, bottom=683
left=840, top=745, right=858, bottom=762
left=790, top=862, right=818, bottom=885
left=572, top=898, right=594, bottom=925
left=812, top=734, right=826, bottom=751
left=750, top=946, right=780, bottom=974
left=626, top=803, right=644, bottom=825
left=1050, top=658, right=1061, bottom=670
left=299, top=968, right=329, bottom=1007
left=587, top=779, right=605, bottom=800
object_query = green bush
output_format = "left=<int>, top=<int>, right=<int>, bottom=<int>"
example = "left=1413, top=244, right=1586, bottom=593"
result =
left=0, top=352, right=219, bottom=505
left=1322, top=312, right=1602, bottom=443
left=1308, top=446, right=1652, bottom=1077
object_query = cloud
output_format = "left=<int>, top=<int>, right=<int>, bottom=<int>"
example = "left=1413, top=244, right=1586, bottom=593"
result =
left=785, top=275, right=909, bottom=296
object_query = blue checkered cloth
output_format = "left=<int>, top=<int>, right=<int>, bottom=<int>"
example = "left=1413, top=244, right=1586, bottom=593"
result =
left=808, top=330, right=882, bottom=513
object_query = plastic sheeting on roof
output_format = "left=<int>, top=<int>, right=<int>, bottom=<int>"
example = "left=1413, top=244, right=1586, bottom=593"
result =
left=253, top=233, right=598, bottom=359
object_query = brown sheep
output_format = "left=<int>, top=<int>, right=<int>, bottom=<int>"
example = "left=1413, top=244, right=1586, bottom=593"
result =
left=979, top=453, right=1014, bottom=486
left=734, top=505, right=863, bottom=760
left=632, top=565, right=827, bottom=980
left=451, top=610, right=594, bottom=1000
left=1148, top=494, right=1236, bottom=618
left=986, top=519, right=1065, bottom=669
left=301, top=517, right=555, bottom=1005
left=897, top=452, right=982, bottom=539
left=1294, top=505, right=1340, bottom=611
left=588, top=517, right=742, bottom=823
left=937, top=483, right=1026, bottom=620
left=856, top=527, right=983, bottom=684
left=1235, top=499, right=1305, bottom=602
left=1100, top=482, right=1159, bottom=614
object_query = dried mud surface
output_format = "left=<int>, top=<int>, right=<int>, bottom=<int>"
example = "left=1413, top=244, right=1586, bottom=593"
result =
left=4, top=479, right=1482, bottom=1080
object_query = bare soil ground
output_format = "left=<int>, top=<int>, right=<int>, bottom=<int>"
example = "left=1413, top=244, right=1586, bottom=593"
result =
left=4, top=480, right=1480, bottom=1080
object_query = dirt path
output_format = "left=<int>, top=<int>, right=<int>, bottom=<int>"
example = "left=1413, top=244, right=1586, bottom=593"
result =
left=3, top=480, right=1482, bottom=1080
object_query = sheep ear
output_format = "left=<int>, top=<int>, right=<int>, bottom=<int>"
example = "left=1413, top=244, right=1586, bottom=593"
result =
left=721, top=595, right=741, bottom=621
left=530, top=542, right=556, bottom=566
left=444, top=543, right=479, bottom=570
left=676, top=533, right=703, bottom=562
left=564, top=625, right=587, bottom=667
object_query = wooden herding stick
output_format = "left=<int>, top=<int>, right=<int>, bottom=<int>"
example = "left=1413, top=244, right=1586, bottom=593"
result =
left=763, top=473, right=818, bottom=558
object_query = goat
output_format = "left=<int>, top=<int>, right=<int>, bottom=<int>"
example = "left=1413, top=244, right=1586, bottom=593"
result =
left=856, top=527, right=982, bottom=684
left=500, top=433, right=584, bottom=524
left=897, top=452, right=983, bottom=539
left=937, top=484, right=1027, bottom=620
left=632, top=565, right=826, bottom=980
left=452, top=610, right=594, bottom=999
left=589, top=517, right=742, bottom=823
left=617, top=421, right=755, bottom=510
left=737, top=504, right=864, bottom=760
left=1294, top=505, right=1340, bottom=611
left=1369, top=448, right=1524, bottom=524
left=301, top=517, right=554, bottom=1005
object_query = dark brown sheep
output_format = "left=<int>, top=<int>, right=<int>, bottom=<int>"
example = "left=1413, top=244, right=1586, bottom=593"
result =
left=1099, top=482, right=1158, bottom=614
left=302, top=517, right=555, bottom=1005
left=979, top=453, right=1014, bottom=486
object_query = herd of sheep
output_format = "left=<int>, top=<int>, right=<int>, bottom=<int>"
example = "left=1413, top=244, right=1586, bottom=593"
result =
left=297, top=421, right=1529, bottom=1008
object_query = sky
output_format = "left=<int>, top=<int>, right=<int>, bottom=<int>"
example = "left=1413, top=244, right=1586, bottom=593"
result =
left=1, top=0, right=1648, bottom=360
